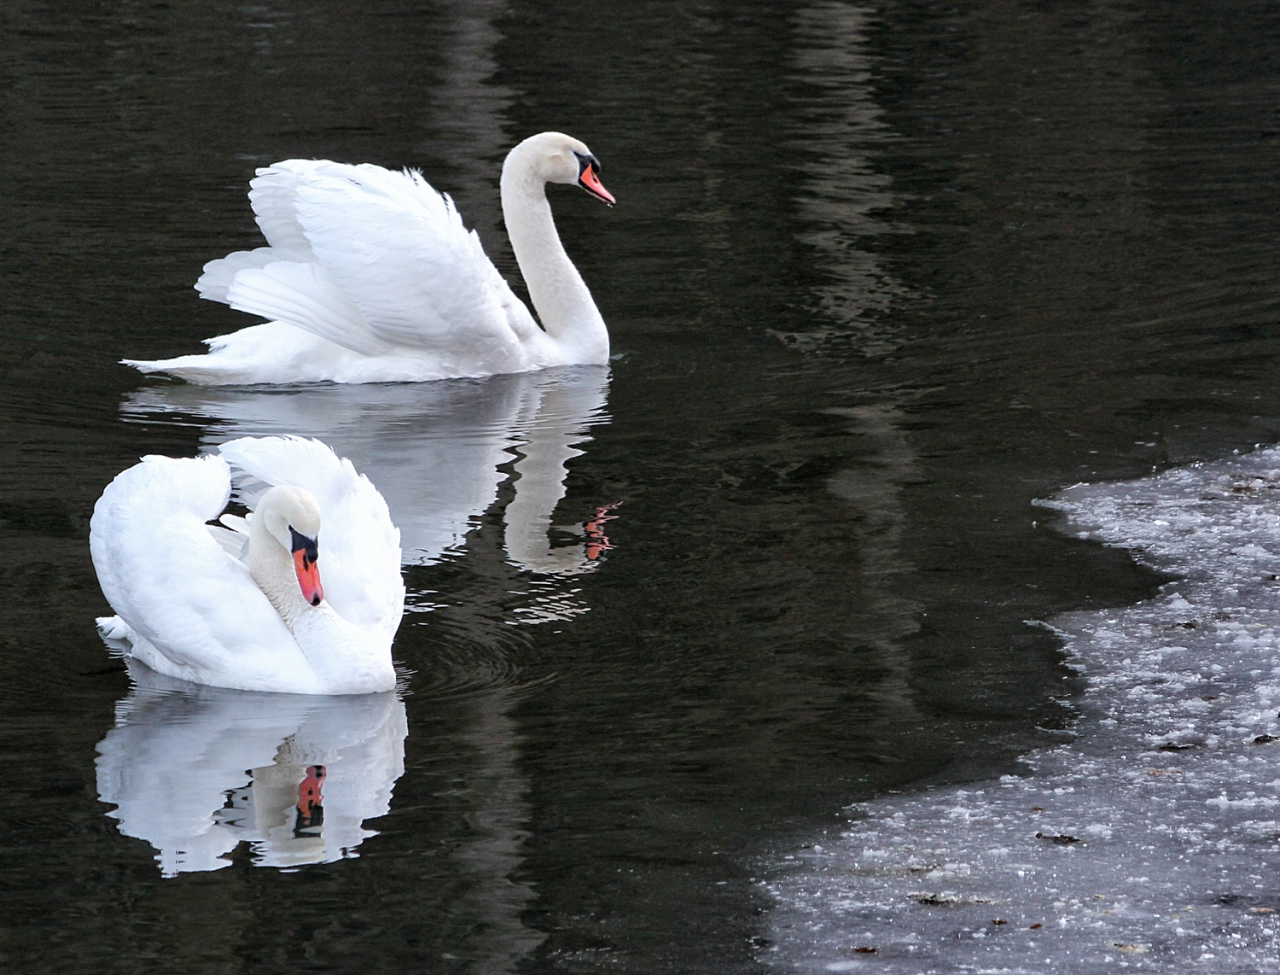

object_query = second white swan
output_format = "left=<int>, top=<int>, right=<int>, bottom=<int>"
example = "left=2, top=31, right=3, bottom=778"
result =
left=90, top=436, right=405, bottom=694
left=123, top=132, right=615, bottom=385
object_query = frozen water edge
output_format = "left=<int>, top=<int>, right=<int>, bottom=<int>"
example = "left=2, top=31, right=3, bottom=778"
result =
left=764, top=448, right=1280, bottom=973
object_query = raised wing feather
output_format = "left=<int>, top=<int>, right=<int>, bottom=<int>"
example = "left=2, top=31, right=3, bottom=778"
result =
left=216, top=437, right=404, bottom=638
left=206, top=523, right=247, bottom=561
left=248, top=160, right=326, bottom=255
left=287, top=162, right=528, bottom=349
left=193, top=160, right=540, bottom=362
left=89, top=454, right=307, bottom=685
left=193, top=162, right=326, bottom=304
left=196, top=246, right=311, bottom=304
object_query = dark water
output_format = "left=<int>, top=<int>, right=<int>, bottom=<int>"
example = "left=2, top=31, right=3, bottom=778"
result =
left=3, top=1, right=1280, bottom=971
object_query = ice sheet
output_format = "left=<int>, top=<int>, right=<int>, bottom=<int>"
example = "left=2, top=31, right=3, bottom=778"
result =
left=765, top=447, right=1280, bottom=972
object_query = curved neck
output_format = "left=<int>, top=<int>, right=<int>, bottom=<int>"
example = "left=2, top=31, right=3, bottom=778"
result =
left=249, top=521, right=310, bottom=630
left=245, top=508, right=395, bottom=694
left=500, top=163, right=609, bottom=362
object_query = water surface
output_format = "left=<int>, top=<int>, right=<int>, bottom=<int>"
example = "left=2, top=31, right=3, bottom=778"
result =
left=3, top=1, right=1280, bottom=972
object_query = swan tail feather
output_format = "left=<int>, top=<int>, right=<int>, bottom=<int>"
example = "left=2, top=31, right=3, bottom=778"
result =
left=120, top=323, right=377, bottom=386
left=96, top=615, right=135, bottom=650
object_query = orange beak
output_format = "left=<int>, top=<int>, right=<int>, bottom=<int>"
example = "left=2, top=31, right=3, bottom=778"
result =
left=293, top=548, right=324, bottom=606
left=296, top=764, right=326, bottom=832
left=579, top=166, right=616, bottom=206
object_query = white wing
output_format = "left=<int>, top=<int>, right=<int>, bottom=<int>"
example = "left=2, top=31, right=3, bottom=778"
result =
left=89, top=453, right=311, bottom=688
left=224, top=261, right=389, bottom=356
left=195, top=246, right=309, bottom=304
left=290, top=162, right=530, bottom=348
left=196, top=160, right=538, bottom=357
left=248, top=158, right=325, bottom=255
left=194, top=159, right=322, bottom=303
left=206, top=522, right=247, bottom=560
left=215, top=436, right=405, bottom=640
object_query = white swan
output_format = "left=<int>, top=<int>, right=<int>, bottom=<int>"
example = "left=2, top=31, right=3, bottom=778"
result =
left=122, top=132, right=615, bottom=385
left=90, top=436, right=404, bottom=694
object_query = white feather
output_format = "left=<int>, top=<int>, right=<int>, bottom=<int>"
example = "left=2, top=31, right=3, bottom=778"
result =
left=205, top=524, right=248, bottom=561
left=223, top=260, right=389, bottom=357
left=217, top=436, right=404, bottom=638
left=196, top=246, right=311, bottom=304
left=90, top=438, right=404, bottom=694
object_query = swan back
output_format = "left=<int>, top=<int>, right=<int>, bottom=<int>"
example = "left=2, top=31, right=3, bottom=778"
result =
left=90, top=454, right=311, bottom=689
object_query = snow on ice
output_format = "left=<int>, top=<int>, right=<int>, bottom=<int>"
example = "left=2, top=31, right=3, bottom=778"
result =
left=765, top=447, right=1280, bottom=972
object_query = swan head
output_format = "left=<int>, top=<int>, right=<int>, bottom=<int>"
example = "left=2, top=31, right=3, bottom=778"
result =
left=257, top=485, right=325, bottom=607
left=505, top=131, right=615, bottom=207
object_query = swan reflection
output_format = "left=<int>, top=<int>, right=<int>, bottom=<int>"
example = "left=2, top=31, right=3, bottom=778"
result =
left=122, top=365, right=613, bottom=577
left=96, top=665, right=406, bottom=876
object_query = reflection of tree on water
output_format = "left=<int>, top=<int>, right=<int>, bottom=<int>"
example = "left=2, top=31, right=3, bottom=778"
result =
left=781, top=1, right=905, bottom=357
left=789, top=0, right=920, bottom=731
left=443, top=683, right=545, bottom=975
left=404, top=7, right=549, bottom=968
left=417, top=0, right=515, bottom=254
left=822, top=398, right=924, bottom=734
left=95, top=665, right=406, bottom=876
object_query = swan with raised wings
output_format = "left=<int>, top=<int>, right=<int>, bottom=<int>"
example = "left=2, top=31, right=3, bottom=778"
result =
left=122, top=132, right=615, bottom=385
left=90, top=436, right=404, bottom=694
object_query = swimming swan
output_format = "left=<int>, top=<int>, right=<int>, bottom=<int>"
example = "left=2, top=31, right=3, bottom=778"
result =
left=122, top=132, right=615, bottom=385
left=90, top=436, right=404, bottom=693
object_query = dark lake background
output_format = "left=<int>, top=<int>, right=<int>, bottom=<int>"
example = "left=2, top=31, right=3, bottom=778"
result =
left=3, top=0, right=1280, bottom=971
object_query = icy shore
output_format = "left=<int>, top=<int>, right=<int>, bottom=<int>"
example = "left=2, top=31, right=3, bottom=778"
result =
left=766, top=448, right=1280, bottom=973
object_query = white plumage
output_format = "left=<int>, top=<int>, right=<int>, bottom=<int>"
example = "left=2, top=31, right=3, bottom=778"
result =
left=123, top=132, right=615, bottom=385
left=90, top=436, right=404, bottom=694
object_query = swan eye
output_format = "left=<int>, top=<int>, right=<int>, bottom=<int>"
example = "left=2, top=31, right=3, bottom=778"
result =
left=289, top=526, right=319, bottom=566
left=573, top=150, right=602, bottom=177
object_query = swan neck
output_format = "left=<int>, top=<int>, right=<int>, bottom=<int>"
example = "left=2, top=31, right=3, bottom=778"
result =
left=247, top=517, right=394, bottom=693
left=248, top=520, right=310, bottom=629
left=500, top=161, right=608, bottom=361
